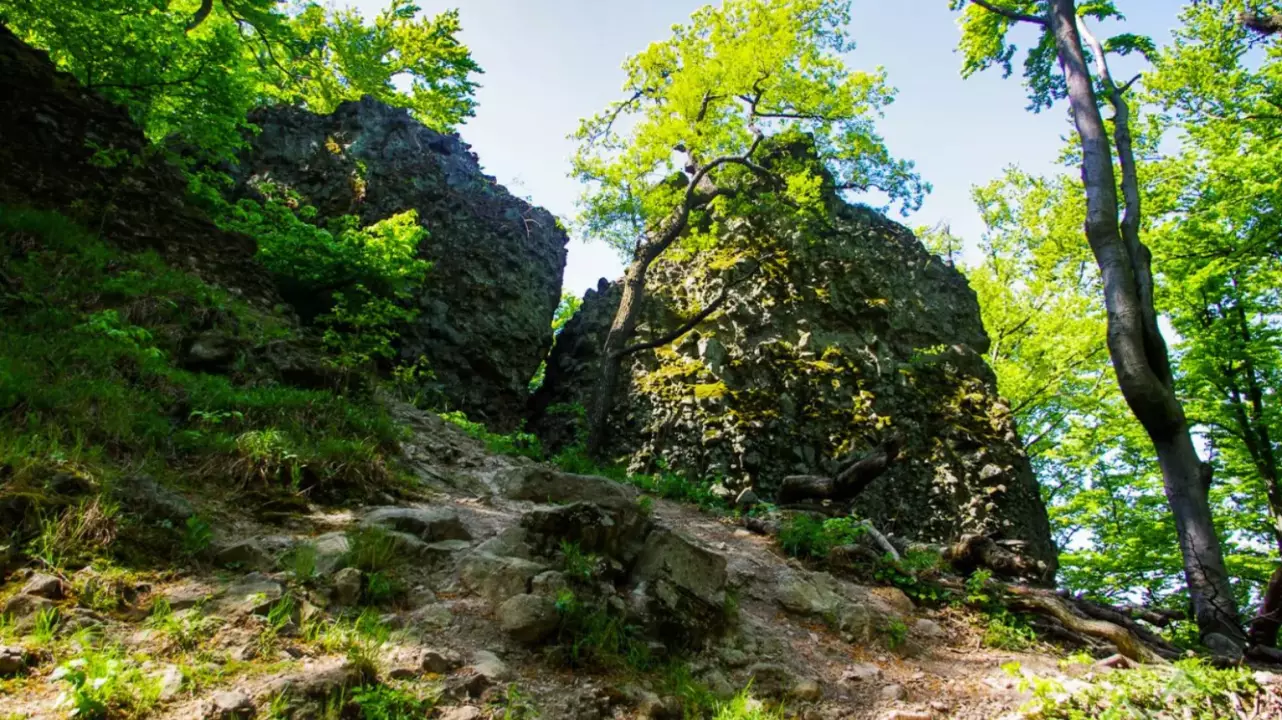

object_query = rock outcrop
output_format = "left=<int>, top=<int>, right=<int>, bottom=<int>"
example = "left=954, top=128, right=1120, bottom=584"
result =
left=531, top=175, right=1056, bottom=578
left=231, top=98, right=569, bottom=429
left=0, top=25, right=277, bottom=306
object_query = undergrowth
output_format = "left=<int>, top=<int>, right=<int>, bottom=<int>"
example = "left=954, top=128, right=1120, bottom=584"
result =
left=0, top=206, right=405, bottom=571
left=1010, top=659, right=1260, bottom=719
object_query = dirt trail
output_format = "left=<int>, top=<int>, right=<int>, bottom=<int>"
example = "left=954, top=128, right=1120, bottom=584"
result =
left=1, top=401, right=1080, bottom=720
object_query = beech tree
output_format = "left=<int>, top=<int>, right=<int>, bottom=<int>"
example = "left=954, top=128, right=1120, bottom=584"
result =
left=573, top=0, right=925, bottom=455
left=950, top=0, right=1245, bottom=644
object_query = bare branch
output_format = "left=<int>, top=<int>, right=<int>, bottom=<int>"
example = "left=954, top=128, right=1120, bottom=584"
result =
left=615, top=262, right=761, bottom=357
left=969, top=0, right=1047, bottom=26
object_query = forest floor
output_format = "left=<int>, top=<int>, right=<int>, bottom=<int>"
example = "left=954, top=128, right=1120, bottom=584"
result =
left=0, top=399, right=1194, bottom=720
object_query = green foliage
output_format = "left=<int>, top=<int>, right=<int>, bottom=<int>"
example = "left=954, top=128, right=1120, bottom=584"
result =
left=778, top=515, right=866, bottom=559
left=181, top=516, right=214, bottom=558
left=882, top=618, right=909, bottom=649
left=364, top=570, right=401, bottom=605
left=1020, top=660, right=1259, bottom=719
left=1, top=0, right=481, bottom=159
left=51, top=647, right=161, bottom=720
left=982, top=610, right=1039, bottom=651
left=217, top=196, right=430, bottom=370
left=352, top=683, right=435, bottom=720
left=0, top=207, right=405, bottom=567
left=283, top=542, right=319, bottom=583
left=552, top=588, right=653, bottom=671
left=575, top=0, right=924, bottom=259
left=148, top=599, right=219, bottom=653
left=489, top=684, right=539, bottom=720
left=712, top=685, right=786, bottom=720
left=559, top=540, right=599, bottom=583
left=344, top=526, right=399, bottom=574
left=439, top=411, right=544, bottom=459
left=30, top=606, right=61, bottom=645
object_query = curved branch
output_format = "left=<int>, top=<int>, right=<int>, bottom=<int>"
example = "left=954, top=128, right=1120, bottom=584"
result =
left=969, top=0, right=1047, bottom=26
left=615, top=262, right=761, bottom=358
left=186, top=0, right=216, bottom=32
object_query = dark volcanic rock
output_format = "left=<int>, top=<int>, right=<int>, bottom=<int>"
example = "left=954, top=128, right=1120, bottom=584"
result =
left=232, top=98, right=569, bottom=429
left=532, top=182, right=1056, bottom=579
left=0, top=25, right=278, bottom=306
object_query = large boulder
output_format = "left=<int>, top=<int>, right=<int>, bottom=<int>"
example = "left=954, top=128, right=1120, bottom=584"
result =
left=231, top=98, right=568, bottom=429
left=531, top=161, right=1056, bottom=579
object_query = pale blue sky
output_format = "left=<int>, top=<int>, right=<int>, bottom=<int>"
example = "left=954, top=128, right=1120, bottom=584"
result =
left=354, top=0, right=1181, bottom=294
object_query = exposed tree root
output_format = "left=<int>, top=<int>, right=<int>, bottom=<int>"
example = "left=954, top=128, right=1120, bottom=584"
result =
left=1003, top=586, right=1170, bottom=664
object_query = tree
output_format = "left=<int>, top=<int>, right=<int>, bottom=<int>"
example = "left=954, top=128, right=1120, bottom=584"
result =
left=0, top=0, right=480, bottom=158
left=950, top=0, right=1245, bottom=644
left=574, top=0, right=925, bottom=455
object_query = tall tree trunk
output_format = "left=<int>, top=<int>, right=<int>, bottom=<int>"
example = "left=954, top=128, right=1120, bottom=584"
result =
left=584, top=248, right=656, bottom=456
left=1052, top=0, right=1244, bottom=643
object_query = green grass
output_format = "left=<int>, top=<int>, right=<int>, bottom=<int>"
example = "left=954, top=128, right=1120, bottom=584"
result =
left=0, top=206, right=406, bottom=571
left=50, top=645, right=162, bottom=720
left=1014, top=659, right=1260, bottom=719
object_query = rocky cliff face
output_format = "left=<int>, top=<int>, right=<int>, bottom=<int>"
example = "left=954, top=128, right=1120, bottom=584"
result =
left=232, top=99, right=568, bottom=429
left=532, top=198, right=1057, bottom=577
left=0, top=25, right=277, bottom=306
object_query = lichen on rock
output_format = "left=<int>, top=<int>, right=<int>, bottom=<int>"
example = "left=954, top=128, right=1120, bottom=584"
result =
left=532, top=188, right=1056, bottom=579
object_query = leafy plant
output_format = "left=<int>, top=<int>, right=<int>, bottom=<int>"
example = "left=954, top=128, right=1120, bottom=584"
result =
left=180, top=516, right=214, bottom=558
left=778, top=514, right=866, bottom=560
left=352, top=683, right=434, bottom=720
left=559, top=540, right=598, bottom=583
left=439, top=411, right=544, bottom=459
left=882, top=618, right=909, bottom=650
left=344, top=526, right=399, bottom=574
left=52, top=647, right=160, bottom=720
left=1021, top=659, right=1258, bottom=720
left=30, top=606, right=61, bottom=645
left=283, top=542, right=319, bottom=583
left=982, top=610, right=1039, bottom=652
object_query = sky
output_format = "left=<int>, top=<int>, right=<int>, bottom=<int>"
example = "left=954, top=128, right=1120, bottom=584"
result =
left=353, top=0, right=1183, bottom=295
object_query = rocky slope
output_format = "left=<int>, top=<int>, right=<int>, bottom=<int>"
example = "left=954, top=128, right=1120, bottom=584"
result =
left=531, top=195, right=1056, bottom=580
left=0, top=400, right=1117, bottom=720
left=231, top=99, right=569, bottom=430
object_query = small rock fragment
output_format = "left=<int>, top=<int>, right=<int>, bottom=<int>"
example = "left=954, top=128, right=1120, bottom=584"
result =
left=422, top=647, right=464, bottom=674
left=438, top=707, right=484, bottom=720
left=841, top=663, right=883, bottom=683
left=211, top=689, right=255, bottom=720
left=880, top=684, right=905, bottom=702
left=333, top=567, right=363, bottom=606
left=911, top=619, right=946, bottom=640
left=498, top=594, right=559, bottom=644
left=157, top=664, right=185, bottom=700
left=22, top=572, right=65, bottom=599
left=0, top=646, right=26, bottom=676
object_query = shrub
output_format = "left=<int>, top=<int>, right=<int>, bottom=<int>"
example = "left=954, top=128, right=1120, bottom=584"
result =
left=982, top=610, right=1039, bottom=651
left=352, top=683, right=435, bottom=720
left=439, top=411, right=544, bottom=459
left=552, top=588, right=652, bottom=671
left=1020, top=659, right=1259, bottom=719
left=217, top=196, right=430, bottom=370
left=51, top=647, right=161, bottom=720
left=344, top=526, right=399, bottom=574
left=778, top=514, right=866, bottom=560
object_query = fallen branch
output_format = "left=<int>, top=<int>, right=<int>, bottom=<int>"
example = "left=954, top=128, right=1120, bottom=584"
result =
left=860, top=519, right=900, bottom=562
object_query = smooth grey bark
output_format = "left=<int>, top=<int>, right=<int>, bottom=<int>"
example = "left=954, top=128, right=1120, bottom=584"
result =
left=1046, top=0, right=1244, bottom=643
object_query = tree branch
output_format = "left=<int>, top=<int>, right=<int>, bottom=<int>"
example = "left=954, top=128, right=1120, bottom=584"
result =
left=1241, top=11, right=1282, bottom=36
left=969, top=0, right=1047, bottom=26
left=615, top=262, right=761, bottom=358
left=186, top=0, right=216, bottom=32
